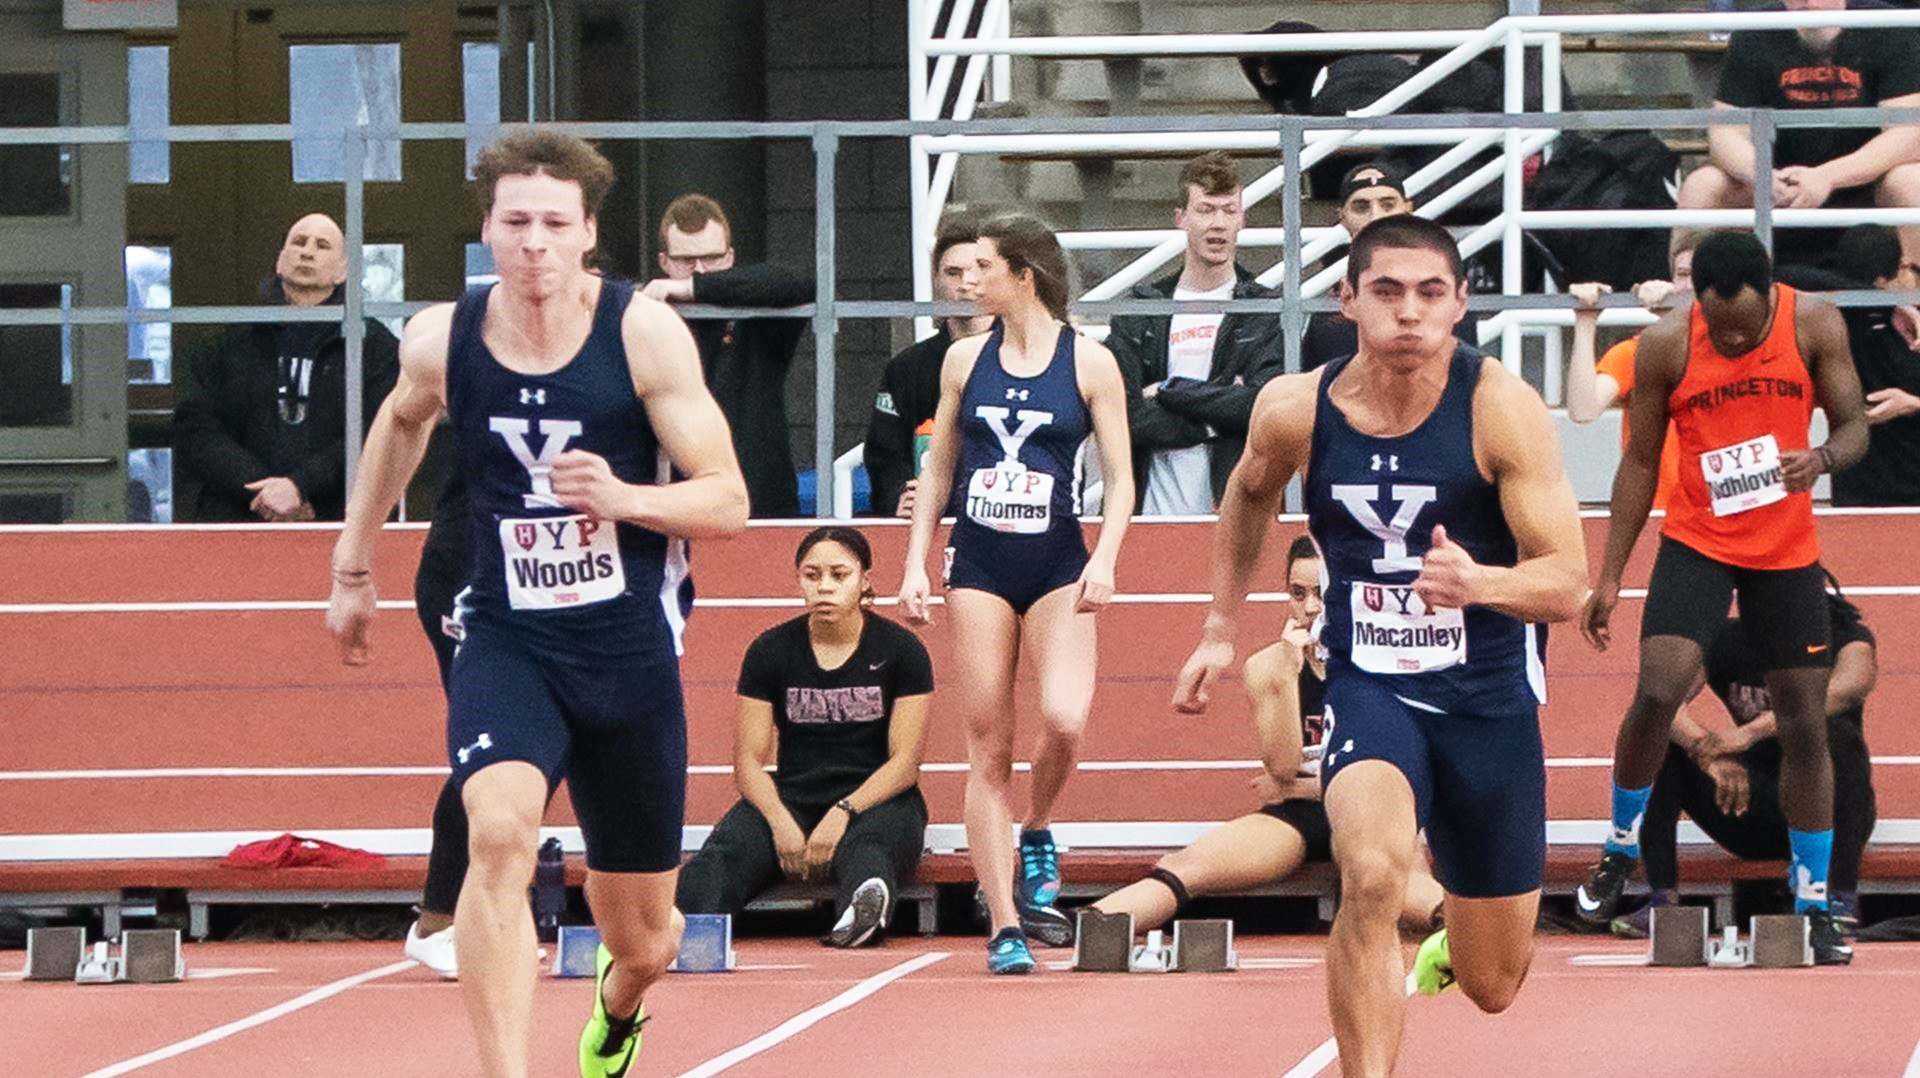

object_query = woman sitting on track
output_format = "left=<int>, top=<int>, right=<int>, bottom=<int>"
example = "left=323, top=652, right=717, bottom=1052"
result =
left=898, top=212, right=1136, bottom=974
left=676, top=526, right=935, bottom=948
left=1092, top=536, right=1444, bottom=934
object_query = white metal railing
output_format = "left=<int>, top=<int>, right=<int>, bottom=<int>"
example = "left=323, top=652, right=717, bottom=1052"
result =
left=909, top=6, right=1920, bottom=372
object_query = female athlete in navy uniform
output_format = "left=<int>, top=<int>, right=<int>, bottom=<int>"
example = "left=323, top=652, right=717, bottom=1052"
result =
left=1175, top=216, right=1587, bottom=1077
left=327, top=129, right=748, bottom=1078
left=898, top=214, right=1134, bottom=974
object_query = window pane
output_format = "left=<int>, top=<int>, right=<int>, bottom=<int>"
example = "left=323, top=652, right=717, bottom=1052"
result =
left=364, top=242, right=404, bottom=337
left=126, top=447, right=172, bottom=522
left=126, top=245, right=172, bottom=384
left=0, top=73, right=70, bottom=217
left=0, top=491, right=70, bottom=523
left=128, top=46, right=170, bottom=184
left=289, top=43, right=402, bottom=183
left=465, top=242, right=498, bottom=288
left=463, top=42, right=500, bottom=177
left=0, top=283, right=72, bottom=427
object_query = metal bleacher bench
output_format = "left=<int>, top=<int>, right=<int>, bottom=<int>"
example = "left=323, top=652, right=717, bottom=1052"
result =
left=5, top=845, right=1918, bottom=938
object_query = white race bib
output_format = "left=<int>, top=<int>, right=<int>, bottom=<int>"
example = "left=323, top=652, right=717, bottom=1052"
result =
left=965, top=463, right=1054, bottom=534
left=498, top=514, right=626, bottom=610
left=1699, top=433, right=1786, bottom=517
left=1347, top=580, right=1467, bottom=675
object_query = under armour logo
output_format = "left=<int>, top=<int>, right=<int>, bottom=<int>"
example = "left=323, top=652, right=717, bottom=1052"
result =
left=1370, top=454, right=1400, bottom=473
left=1005, top=387, right=1030, bottom=402
left=520, top=388, right=546, bottom=405
left=456, top=732, right=493, bottom=765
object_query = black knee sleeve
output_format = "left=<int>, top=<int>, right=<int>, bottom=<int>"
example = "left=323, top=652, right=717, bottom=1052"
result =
left=1147, top=866, right=1192, bottom=914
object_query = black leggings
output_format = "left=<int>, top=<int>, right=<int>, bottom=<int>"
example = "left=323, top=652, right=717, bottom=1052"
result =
left=675, top=790, right=928, bottom=924
left=1640, top=720, right=1876, bottom=893
left=418, top=547, right=469, bottom=917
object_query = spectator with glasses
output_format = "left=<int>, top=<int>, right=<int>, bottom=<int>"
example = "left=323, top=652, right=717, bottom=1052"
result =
left=644, top=193, right=811, bottom=517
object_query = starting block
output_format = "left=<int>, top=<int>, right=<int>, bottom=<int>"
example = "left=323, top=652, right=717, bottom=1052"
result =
left=122, top=930, right=185, bottom=983
left=1071, top=910, right=1133, bottom=972
left=552, top=925, right=602, bottom=978
left=1748, top=915, right=1813, bottom=968
left=672, top=914, right=735, bottom=973
left=1171, top=919, right=1237, bottom=973
left=24, top=927, right=86, bottom=982
left=1708, top=925, right=1749, bottom=968
left=1648, top=904, right=1711, bottom=967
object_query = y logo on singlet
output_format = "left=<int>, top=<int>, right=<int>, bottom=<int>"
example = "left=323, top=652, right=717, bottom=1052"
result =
left=490, top=417, right=584, bottom=508
left=1329, top=484, right=1438, bottom=574
left=975, top=406, right=1054, bottom=464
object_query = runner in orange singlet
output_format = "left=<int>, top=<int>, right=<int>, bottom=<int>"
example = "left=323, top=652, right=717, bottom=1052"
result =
left=1575, top=231, right=1867, bottom=964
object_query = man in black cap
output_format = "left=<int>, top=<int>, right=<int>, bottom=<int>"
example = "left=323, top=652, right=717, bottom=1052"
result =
left=1299, top=162, right=1417, bottom=370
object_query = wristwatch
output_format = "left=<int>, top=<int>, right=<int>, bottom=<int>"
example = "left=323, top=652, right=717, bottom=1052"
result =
left=835, top=798, right=860, bottom=821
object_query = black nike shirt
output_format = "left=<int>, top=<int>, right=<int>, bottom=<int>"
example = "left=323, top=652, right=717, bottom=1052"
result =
left=737, top=610, right=935, bottom=806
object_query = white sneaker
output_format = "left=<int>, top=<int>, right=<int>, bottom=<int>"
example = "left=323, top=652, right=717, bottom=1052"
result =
left=404, top=920, right=459, bottom=979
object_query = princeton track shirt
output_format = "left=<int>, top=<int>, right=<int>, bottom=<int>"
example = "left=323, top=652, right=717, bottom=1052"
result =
left=1663, top=285, right=1820, bottom=571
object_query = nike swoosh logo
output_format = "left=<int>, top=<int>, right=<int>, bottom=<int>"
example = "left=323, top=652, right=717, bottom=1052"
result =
left=869, top=662, right=886, bottom=670
left=1807, top=644, right=1829, bottom=654
left=1575, top=888, right=1602, bottom=913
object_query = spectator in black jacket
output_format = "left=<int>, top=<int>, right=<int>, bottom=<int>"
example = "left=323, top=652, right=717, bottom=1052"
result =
left=644, top=193, right=810, bottom=517
left=863, top=208, right=993, bottom=518
left=173, top=213, right=399, bottom=522
left=1107, top=152, right=1285, bottom=515
left=1300, top=162, right=1416, bottom=371
left=1778, top=224, right=1920, bottom=505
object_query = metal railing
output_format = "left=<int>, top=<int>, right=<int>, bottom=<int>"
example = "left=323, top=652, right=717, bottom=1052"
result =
left=910, top=6, right=1920, bottom=374
left=6, top=6, right=1920, bottom=517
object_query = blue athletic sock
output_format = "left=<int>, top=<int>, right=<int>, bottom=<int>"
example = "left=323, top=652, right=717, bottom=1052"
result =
left=1788, top=829, right=1833, bottom=914
left=1604, top=781, right=1652, bottom=859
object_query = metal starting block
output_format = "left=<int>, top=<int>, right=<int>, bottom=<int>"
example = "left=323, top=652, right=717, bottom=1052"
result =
left=1708, top=925, right=1749, bottom=968
left=1171, top=919, right=1237, bottom=972
left=1648, top=904, right=1710, bottom=967
left=672, top=914, right=735, bottom=973
left=552, top=925, right=602, bottom=978
left=1071, top=910, right=1133, bottom=972
left=25, top=927, right=85, bottom=982
left=24, top=927, right=86, bottom=982
left=121, top=930, right=185, bottom=983
left=1748, top=915, right=1813, bottom=968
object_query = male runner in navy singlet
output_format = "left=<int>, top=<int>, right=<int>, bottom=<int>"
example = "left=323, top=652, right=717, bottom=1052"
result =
left=327, top=129, right=748, bottom=1078
left=1174, top=216, right=1587, bottom=1077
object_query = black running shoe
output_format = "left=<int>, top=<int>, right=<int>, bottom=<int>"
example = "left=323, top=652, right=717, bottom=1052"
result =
left=823, top=878, right=889, bottom=948
left=1809, top=908, right=1854, bottom=965
left=1017, top=899, right=1075, bottom=948
left=1574, top=850, right=1637, bottom=924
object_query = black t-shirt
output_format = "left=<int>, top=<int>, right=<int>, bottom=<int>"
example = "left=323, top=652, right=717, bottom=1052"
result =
left=1704, top=599, right=1875, bottom=730
left=737, top=611, right=935, bottom=806
left=1716, top=0, right=1920, bottom=170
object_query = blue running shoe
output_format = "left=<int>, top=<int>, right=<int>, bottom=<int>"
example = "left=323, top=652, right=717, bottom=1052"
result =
left=987, top=927, right=1036, bottom=975
left=1018, top=829, right=1062, bottom=910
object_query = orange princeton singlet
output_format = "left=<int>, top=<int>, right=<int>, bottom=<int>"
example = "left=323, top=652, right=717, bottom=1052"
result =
left=1662, top=284, right=1819, bottom=570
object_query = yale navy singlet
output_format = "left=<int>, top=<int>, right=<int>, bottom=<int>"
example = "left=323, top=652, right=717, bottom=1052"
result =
left=949, top=319, right=1091, bottom=546
left=445, top=279, right=691, bottom=656
left=1304, top=345, right=1544, bottom=715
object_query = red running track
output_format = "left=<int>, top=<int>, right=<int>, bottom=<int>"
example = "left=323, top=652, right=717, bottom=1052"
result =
left=6, top=935, right=1920, bottom=1077
left=4, top=517, right=1920, bottom=848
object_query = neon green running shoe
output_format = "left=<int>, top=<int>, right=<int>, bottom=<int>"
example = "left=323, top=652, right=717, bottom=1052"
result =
left=1413, top=928, right=1455, bottom=997
left=579, top=943, right=647, bottom=1078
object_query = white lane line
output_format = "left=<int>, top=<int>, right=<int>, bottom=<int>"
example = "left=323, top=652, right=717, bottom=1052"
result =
left=673, top=951, right=947, bottom=1078
left=1903, top=1034, right=1920, bottom=1078
left=1277, top=970, right=1418, bottom=1078
left=76, top=959, right=416, bottom=1077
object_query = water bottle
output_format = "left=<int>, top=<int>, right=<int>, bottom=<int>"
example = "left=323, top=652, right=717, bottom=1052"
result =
left=533, top=837, right=565, bottom=943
